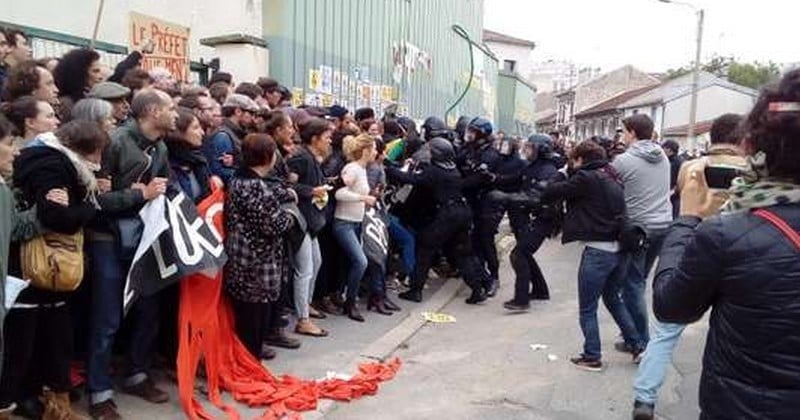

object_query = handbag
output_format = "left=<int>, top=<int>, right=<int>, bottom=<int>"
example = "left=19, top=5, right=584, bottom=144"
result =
left=21, top=230, right=85, bottom=291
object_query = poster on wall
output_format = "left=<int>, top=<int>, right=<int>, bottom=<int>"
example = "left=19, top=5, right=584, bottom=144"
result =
left=333, top=70, right=342, bottom=97
left=308, top=69, right=322, bottom=92
left=292, top=88, right=304, bottom=107
left=129, top=12, right=190, bottom=81
left=320, top=65, right=333, bottom=95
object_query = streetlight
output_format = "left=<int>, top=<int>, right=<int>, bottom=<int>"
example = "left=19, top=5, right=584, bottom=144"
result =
left=659, top=0, right=704, bottom=155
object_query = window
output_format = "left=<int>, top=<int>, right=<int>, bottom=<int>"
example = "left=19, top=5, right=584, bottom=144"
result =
left=503, top=60, right=516, bottom=72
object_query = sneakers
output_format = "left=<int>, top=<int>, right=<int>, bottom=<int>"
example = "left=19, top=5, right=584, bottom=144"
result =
left=260, top=345, right=277, bottom=360
left=486, top=278, right=500, bottom=297
left=632, top=400, right=655, bottom=420
left=123, top=378, right=169, bottom=404
left=502, top=300, right=530, bottom=311
left=89, top=399, right=121, bottom=420
left=632, top=347, right=645, bottom=364
left=614, top=341, right=634, bottom=354
left=570, top=355, right=604, bottom=372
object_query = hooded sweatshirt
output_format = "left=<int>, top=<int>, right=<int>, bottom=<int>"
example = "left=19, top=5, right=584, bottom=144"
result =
left=611, top=140, right=672, bottom=230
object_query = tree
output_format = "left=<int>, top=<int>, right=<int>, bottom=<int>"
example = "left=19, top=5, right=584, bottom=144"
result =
left=666, top=57, right=780, bottom=89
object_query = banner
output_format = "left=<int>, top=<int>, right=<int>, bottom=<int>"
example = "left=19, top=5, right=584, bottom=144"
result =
left=129, top=12, right=191, bottom=81
left=124, top=188, right=226, bottom=313
left=362, top=205, right=390, bottom=269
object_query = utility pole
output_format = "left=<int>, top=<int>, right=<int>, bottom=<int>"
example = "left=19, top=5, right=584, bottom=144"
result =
left=687, top=9, right=704, bottom=154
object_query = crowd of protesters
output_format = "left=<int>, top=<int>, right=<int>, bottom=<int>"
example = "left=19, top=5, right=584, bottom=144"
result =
left=1, top=25, right=800, bottom=420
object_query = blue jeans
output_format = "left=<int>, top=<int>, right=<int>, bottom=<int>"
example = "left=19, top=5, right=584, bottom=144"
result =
left=578, top=247, right=639, bottom=360
left=293, top=234, right=322, bottom=319
left=388, top=215, right=415, bottom=276
left=333, top=220, right=368, bottom=300
left=633, top=320, right=686, bottom=404
left=87, top=240, right=159, bottom=404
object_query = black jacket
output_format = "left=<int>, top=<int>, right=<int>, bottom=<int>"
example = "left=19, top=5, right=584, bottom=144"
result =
left=456, top=141, right=501, bottom=197
left=167, top=140, right=211, bottom=204
left=386, top=162, right=465, bottom=208
left=654, top=206, right=800, bottom=420
left=286, top=146, right=327, bottom=236
left=542, top=161, right=624, bottom=243
left=12, top=146, right=98, bottom=303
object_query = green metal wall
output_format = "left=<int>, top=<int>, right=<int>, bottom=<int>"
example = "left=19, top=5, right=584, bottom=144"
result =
left=497, top=70, right=536, bottom=136
left=262, top=0, right=497, bottom=123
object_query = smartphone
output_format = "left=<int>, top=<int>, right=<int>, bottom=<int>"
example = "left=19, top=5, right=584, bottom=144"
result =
left=704, top=165, right=743, bottom=189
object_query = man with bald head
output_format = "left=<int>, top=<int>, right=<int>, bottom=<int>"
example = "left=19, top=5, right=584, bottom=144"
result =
left=86, top=88, right=176, bottom=420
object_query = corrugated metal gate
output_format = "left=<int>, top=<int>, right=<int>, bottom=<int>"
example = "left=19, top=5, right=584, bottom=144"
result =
left=263, top=0, right=497, bottom=122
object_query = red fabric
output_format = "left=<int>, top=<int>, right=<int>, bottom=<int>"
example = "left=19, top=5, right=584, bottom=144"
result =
left=176, top=184, right=401, bottom=419
left=754, top=209, right=800, bottom=250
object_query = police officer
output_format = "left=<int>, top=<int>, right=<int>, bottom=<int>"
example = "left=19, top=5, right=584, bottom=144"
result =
left=386, top=138, right=489, bottom=305
left=503, top=134, right=565, bottom=311
left=456, top=117, right=502, bottom=296
left=477, top=137, right=527, bottom=295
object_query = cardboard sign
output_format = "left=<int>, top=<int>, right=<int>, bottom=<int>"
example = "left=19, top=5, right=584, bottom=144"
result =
left=309, top=69, right=322, bottom=92
left=129, top=12, right=190, bottom=81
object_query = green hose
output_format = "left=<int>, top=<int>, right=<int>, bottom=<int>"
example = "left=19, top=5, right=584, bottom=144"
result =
left=445, top=24, right=475, bottom=124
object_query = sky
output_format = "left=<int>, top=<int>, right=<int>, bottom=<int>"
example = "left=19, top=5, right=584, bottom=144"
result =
left=483, top=0, right=799, bottom=73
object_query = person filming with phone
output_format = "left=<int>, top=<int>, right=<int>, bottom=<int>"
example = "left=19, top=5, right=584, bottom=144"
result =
left=643, top=69, right=800, bottom=420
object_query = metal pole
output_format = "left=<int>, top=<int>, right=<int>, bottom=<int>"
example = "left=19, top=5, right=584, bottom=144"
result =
left=687, top=9, right=703, bottom=154
left=90, top=0, right=105, bottom=50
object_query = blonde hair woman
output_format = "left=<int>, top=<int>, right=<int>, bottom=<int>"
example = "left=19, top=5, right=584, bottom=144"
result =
left=332, top=134, right=377, bottom=322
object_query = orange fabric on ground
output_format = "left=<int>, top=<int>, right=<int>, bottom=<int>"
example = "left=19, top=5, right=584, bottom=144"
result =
left=176, top=185, right=401, bottom=419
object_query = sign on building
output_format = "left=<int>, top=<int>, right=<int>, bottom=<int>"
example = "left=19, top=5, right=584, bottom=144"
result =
left=129, top=12, right=190, bottom=81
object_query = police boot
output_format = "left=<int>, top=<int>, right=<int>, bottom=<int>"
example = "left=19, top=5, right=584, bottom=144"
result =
left=465, top=287, right=487, bottom=305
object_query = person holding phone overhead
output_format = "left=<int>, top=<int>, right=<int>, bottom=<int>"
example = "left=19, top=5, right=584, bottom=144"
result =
left=632, top=113, right=748, bottom=419
left=635, top=70, right=800, bottom=420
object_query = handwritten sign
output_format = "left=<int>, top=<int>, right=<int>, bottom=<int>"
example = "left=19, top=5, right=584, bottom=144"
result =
left=129, top=12, right=190, bottom=81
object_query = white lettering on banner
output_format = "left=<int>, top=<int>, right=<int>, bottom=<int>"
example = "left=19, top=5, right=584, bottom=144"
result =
left=364, top=209, right=389, bottom=254
left=152, top=239, right=179, bottom=278
left=204, top=202, right=224, bottom=243
left=166, top=193, right=225, bottom=266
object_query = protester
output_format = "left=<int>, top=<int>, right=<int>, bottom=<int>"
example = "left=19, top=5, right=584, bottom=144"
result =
left=332, top=134, right=377, bottom=322
left=631, top=113, right=749, bottom=419
left=608, top=113, right=671, bottom=362
left=645, top=69, right=800, bottom=420
left=234, top=82, right=263, bottom=102
left=287, top=118, right=332, bottom=337
left=0, top=32, right=10, bottom=91
left=1, top=60, right=59, bottom=103
left=257, top=77, right=281, bottom=110
left=539, top=140, right=638, bottom=371
left=53, top=49, right=105, bottom=120
left=2, top=95, right=59, bottom=148
left=166, top=108, right=211, bottom=203
left=88, top=81, right=132, bottom=126
left=0, top=120, right=106, bottom=420
left=208, top=81, right=229, bottom=106
left=203, top=93, right=259, bottom=184
left=71, top=98, right=116, bottom=133
left=121, top=68, right=153, bottom=97
left=225, top=133, right=295, bottom=360
left=209, top=71, right=233, bottom=88
left=86, top=89, right=175, bottom=420
left=149, top=68, right=175, bottom=92
left=2, top=29, right=31, bottom=69
left=661, top=140, right=684, bottom=219
left=177, top=94, right=216, bottom=132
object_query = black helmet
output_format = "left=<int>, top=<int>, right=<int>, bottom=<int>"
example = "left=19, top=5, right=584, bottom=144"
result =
left=429, top=137, right=456, bottom=169
left=526, top=134, right=554, bottom=158
left=422, top=116, right=452, bottom=141
left=467, top=117, right=493, bottom=140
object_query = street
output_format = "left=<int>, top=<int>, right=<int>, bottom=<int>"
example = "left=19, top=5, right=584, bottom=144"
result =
left=325, top=239, right=707, bottom=420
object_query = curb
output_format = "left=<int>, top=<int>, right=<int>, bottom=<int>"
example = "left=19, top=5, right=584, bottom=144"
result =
left=304, top=277, right=466, bottom=420
left=306, top=231, right=516, bottom=419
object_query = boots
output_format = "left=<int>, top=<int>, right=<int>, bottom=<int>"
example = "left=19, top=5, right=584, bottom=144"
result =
left=383, top=296, right=402, bottom=312
left=367, top=295, right=393, bottom=316
left=344, top=298, right=365, bottom=322
left=465, top=287, right=488, bottom=305
left=41, top=389, right=87, bottom=420
left=398, top=289, right=422, bottom=303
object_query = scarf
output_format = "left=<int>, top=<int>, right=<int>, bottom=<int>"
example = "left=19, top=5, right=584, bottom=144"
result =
left=722, top=152, right=800, bottom=213
left=33, top=132, right=101, bottom=209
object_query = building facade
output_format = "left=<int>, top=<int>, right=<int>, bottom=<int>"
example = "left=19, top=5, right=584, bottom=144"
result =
left=554, top=65, right=660, bottom=139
